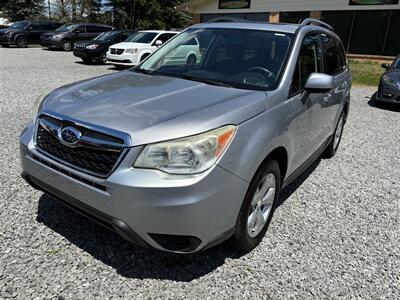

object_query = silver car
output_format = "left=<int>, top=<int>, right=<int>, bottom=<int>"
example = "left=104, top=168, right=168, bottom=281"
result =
left=20, top=19, right=351, bottom=254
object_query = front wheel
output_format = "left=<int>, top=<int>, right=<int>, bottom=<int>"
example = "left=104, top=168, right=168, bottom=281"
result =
left=231, top=160, right=281, bottom=252
left=322, top=111, right=345, bottom=158
left=1, top=44, right=10, bottom=48
left=99, top=52, right=107, bottom=64
left=16, top=36, right=28, bottom=48
left=60, top=40, right=72, bottom=51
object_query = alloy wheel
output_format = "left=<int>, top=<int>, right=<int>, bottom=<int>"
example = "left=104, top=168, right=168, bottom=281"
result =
left=247, top=173, right=276, bottom=238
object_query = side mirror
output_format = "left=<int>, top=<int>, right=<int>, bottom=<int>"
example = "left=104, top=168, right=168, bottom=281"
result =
left=381, top=63, right=390, bottom=70
left=305, top=73, right=334, bottom=91
left=155, top=40, right=162, bottom=46
left=73, top=28, right=81, bottom=33
left=27, top=26, right=33, bottom=31
left=301, top=73, right=334, bottom=104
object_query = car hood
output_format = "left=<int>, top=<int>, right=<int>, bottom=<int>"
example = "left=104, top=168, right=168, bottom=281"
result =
left=110, top=42, right=149, bottom=49
left=0, top=28, right=21, bottom=34
left=385, top=70, right=400, bottom=81
left=40, top=71, right=267, bottom=146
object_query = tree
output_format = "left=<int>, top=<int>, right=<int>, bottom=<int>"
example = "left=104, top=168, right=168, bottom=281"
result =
left=0, top=0, right=45, bottom=21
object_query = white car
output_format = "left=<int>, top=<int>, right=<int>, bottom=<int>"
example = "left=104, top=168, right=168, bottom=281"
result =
left=106, top=30, right=179, bottom=67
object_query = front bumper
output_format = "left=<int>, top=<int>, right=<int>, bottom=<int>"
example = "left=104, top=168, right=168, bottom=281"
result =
left=0, top=35, right=14, bottom=45
left=20, top=122, right=247, bottom=253
left=40, top=37, right=61, bottom=49
left=73, top=49, right=102, bottom=60
left=376, top=82, right=400, bottom=104
left=106, top=52, right=138, bottom=66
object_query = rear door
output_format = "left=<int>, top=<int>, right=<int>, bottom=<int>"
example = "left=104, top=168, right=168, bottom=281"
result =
left=287, top=32, right=325, bottom=168
left=27, top=22, right=43, bottom=42
left=320, top=34, right=350, bottom=139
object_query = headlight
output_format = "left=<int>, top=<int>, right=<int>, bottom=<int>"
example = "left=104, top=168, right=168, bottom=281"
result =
left=134, top=125, right=237, bottom=174
left=382, top=74, right=396, bottom=85
left=86, top=43, right=99, bottom=50
left=33, top=92, right=49, bottom=121
left=125, top=48, right=139, bottom=54
left=6, top=31, right=13, bottom=37
left=52, top=34, right=62, bottom=39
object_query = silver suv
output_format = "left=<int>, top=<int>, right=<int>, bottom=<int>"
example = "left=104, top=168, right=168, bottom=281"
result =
left=20, top=19, right=351, bottom=254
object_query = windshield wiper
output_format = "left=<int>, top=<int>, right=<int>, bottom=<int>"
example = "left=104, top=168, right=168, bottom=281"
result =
left=181, top=75, right=232, bottom=88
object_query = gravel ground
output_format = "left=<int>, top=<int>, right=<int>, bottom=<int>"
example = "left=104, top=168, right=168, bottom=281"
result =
left=0, top=47, right=399, bottom=299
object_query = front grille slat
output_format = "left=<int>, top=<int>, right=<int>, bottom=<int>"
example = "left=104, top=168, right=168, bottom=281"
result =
left=110, top=48, right=124, bottom=55
left=35, top=115, right=125, bottom=177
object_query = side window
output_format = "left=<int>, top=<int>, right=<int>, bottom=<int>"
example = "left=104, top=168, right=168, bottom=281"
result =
left=156, top=33, right=175, bottom=44
left=86, top=25, right=100, bottom=33
left=322, top=34, right=341, bottom=75
left=41, top=23, right=54, bottom=30
left=120, top=32, right=132, bottom=41
left=290, top=33, right=323, bottom=96
left=31, top=23, right=41, bottom=30
left=75, top=26, right=85, bottom=33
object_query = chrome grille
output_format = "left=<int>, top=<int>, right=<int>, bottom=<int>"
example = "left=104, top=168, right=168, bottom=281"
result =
left=110, top=48, right=124, bottom=55
left=35, top=115, right=126, bottom=177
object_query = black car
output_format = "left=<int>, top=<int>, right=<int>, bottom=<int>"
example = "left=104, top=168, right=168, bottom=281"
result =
left=40, top=23, right=114, bottom=51
left=377, top=56, right=400, bottom=104
left=73, top=30, right=136, bottom=64
left=0, top=20, right=63, bottom=48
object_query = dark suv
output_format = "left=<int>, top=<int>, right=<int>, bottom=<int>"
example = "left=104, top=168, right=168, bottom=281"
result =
left=73, top=30, right=136, bottom=64
left=40, top=23, right=114, bottom=51
left=0, top=20, right=63, bottom=48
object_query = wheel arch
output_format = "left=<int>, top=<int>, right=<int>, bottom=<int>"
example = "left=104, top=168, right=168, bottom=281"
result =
left=139, top=52, right=152, bottom=62
left=255, top=146, right=288, bottom=184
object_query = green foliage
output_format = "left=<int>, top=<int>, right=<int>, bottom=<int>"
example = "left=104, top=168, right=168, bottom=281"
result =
left=349, top=59, right=385, bottom=86
left=0, top=0, right=45, bottom=21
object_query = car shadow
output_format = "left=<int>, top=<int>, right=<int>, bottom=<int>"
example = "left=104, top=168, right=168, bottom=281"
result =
left=36, top=158, right=320, bottom=281
left=368, top=92, right=400, bottom=112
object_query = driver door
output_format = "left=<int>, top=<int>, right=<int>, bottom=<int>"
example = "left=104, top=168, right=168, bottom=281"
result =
left=287, top=33, right=325, bottom=169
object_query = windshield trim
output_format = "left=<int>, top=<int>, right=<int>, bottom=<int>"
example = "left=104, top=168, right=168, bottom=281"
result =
left=135, top=28, right=294, bottom=92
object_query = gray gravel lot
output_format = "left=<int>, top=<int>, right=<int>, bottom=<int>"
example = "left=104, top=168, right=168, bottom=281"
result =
left=0, top=47, right=399, bottom=299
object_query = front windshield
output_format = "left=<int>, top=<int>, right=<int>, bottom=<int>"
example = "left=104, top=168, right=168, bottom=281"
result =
left=94, top=31, right=118, bottom=41
left=138, top=28, right=293, bottom=90
left=9, top=21, right=29, bottom=29
left=124, top=32, right=157, bottom=43
left=55, top=24, right=78, bottom=32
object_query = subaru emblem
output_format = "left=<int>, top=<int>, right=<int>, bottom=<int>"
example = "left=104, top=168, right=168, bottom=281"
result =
left=58, top=126, right=82, bottom=147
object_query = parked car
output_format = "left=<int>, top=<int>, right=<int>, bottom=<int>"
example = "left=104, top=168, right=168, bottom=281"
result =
left=0, top=20, right=63, bottom=48
left=106, top=30, right=179, bottom=68
left=21, top=19, right=351, bottom=254
left=73, top=30, right=137, bottom=64
left=40, top=23, right=114, bottom=51
left=376, top=56, right=400, bottom=104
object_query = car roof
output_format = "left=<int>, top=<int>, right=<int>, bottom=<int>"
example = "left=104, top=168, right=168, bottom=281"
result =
left=139, top=30, right=180, bottom=34
left=190, top=22, right=300, bottom=34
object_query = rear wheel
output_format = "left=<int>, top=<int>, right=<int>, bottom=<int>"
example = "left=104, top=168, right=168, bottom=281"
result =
left=60, top=39, right=72, bottom=51
left=322, top=111, right=345, bottom=158
left=231, top=160, right=281, bottom=252
left=16, top=36, right=28, bottom=48
left=186, top=54, right=197, bottom=66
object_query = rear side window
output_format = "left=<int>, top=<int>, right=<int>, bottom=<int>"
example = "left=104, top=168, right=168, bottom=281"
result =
left=290, top=33, right=323, bottom=96
left=322, top=34, right=345, bottom=75
left=30, top=23, right=41, bottom=30
left=86, top=25, right=102, bottom=33
left=41, top=23, right=54, bottom=30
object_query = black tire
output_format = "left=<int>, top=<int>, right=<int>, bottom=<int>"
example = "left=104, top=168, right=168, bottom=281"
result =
left=322, top=111, right=345, bottom=159
left=60, top=39, right=72, bottom=51
left=15, top=36, right=28, bottom=48
left=1, top=44, right=10, bottom=48
left=231, top=160, right=281, bottom=252
left=99, top=52, right=107, bottom=65
left=186, top=54, right=197, bottom=66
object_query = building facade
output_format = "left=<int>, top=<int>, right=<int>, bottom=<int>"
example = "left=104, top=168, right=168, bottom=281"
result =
left=180, top=0, right=400, bottom=56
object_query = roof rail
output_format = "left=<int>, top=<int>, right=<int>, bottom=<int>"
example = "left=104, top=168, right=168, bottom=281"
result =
left=207, top=17, right=249, bottom=23
left=300, top=18, right=333, bottom=31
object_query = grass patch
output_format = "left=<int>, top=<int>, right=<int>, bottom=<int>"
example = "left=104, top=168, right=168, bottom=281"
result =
left=348, top=59, right=385, bottom=86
